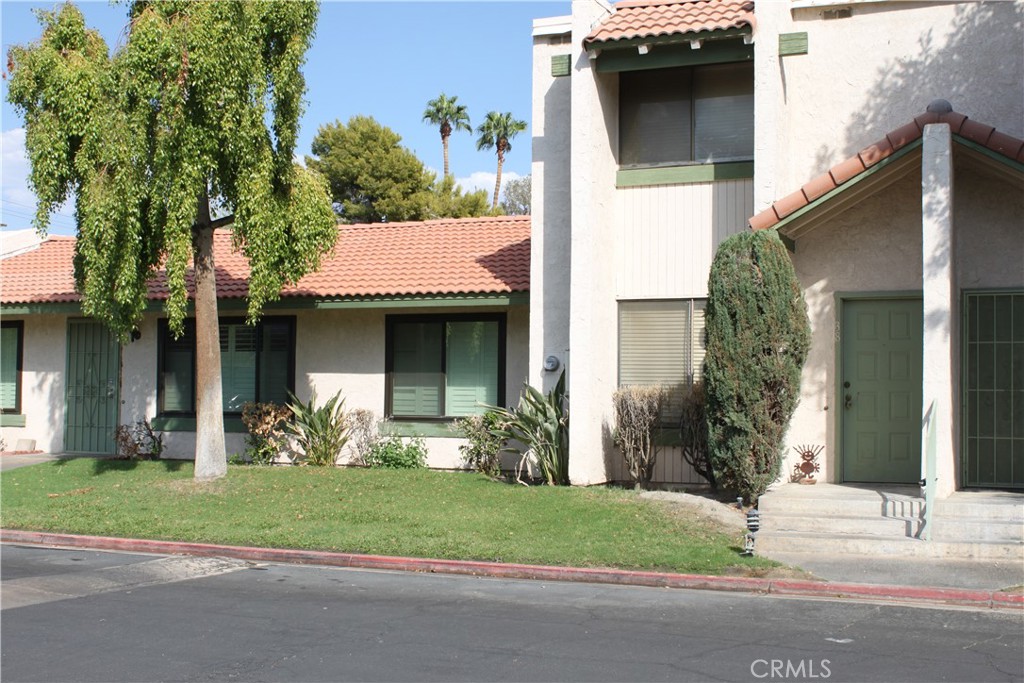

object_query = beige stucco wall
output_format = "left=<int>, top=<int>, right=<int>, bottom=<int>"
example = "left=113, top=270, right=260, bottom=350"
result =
left=754, top=1, right=1024, bottom=211
left=2, top=303, right=529, bottom=471
left=784, top=155, right=1023, bottom=486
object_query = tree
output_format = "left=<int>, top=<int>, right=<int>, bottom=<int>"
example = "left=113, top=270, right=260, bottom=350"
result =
left=704, top=230, right=811, bottom=503
left=428, top=175, right=493, bottom=219
left=7, top=2, right=337, bottom=480
left=422, top=93, right=471, bottom=179
left=307, top=116, right=435, bottom=223
left=500, top=175, right=531, bottom=215
left=475, top=111, right=527, bottom=210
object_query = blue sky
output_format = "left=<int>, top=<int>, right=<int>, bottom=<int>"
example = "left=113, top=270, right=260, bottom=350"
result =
left=1, top=0, right=569, bottom=234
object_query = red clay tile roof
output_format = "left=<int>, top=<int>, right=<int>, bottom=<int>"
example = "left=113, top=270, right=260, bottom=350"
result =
left=584, top=0, right=754, bottom=47
left=749, top=106, right=1024, bottom=231
left=0, top=216, right=531, bottom=305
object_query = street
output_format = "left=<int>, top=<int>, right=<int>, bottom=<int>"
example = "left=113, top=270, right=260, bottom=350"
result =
left=2, top=544, right=1022, bottom=682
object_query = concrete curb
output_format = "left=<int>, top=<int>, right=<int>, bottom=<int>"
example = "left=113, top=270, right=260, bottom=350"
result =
left=4, top=529, right=1022, bottom=610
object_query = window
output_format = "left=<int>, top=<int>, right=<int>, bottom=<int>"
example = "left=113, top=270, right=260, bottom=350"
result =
left=618, top=300, right=706, bottom=422
left=1, top=321, right=24, bottom=414
left=619, top=62, right=754, bottom=167
left=157, top=317, right=295, bottom=415
left=385, top=314, right=506, bottom=420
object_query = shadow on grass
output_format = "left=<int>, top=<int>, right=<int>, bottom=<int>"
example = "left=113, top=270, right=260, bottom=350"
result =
left=71, top=458, right=191, bottom=476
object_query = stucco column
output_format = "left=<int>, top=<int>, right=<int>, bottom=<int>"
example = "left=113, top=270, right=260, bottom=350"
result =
left=921, top=123, right=956, bottom=498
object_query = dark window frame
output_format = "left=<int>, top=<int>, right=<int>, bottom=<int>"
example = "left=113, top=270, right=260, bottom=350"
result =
left=384, top=312, right=507, bottom=422
left=618, top=61, right=754, bottom=169
left=156, top=316, right=296, bottom=417
left=1, top=320, right=24, bottom=415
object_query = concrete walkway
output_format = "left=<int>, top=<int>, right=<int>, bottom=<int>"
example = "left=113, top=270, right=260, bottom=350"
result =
left=0, top=452, right=117, bottom=472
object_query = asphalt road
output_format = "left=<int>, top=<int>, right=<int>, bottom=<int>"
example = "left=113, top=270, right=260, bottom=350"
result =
left=2, top=544, right=1022, bottom=683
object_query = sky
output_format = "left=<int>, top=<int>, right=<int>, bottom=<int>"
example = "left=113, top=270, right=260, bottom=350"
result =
left=0, top=0, right=569, bottom=235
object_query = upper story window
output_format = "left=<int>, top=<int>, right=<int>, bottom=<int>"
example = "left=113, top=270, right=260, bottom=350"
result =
left=619, top=62, right=754, bottom=168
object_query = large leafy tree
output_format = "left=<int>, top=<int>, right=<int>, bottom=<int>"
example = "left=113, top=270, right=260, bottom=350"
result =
left=7, top=1, right=337, bottom=480
left=422, top=93, right=471, bottom=179
left=704, top=230, right=810, bottom=503
left=500, top=174, right=531, bottom=216
left=307, top=116, right=434, bottom=223
left=475, top=112, right=527, bottom=210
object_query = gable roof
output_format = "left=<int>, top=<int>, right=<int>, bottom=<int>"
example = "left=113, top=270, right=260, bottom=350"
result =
left=749, top=103, right=1024, bottom=233
left=584, top=0, right=754, bottom=47
left=0, top=215, right=531, bottom=306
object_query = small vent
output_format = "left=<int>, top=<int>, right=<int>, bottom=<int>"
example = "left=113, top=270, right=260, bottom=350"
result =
left=778, top=32, right=808, bottom=56
left=823, top=8, right=852, bottom=19
left=551, top=54, right=571, bottom=77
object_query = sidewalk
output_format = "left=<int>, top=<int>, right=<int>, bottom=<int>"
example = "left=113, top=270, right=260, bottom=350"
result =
left=2, top=529, right=1021, bottom=612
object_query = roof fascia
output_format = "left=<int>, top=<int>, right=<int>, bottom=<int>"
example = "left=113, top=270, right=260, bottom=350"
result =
left=595, top=35, right=753, bottom=73
left=953, top=135, right=1024, bottom=176
left=588, top=26, right=751, bottom=51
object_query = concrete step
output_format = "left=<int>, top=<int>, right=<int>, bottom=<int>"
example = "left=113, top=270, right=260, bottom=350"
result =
left=759, top=513, right=922, bottom=538
left=927, top=518, right=1024, bottom=543
left=758, top=493, right=925, bottom=520
left=934, top=496, right=1024, bottom=523
left=754, top=530, right=1024, bottom=560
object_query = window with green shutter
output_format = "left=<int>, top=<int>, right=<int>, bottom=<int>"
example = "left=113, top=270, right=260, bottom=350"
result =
left=1, top=321, right=24, bottom=414
left=157, top=317, right=295, bottom=415
left=618, top=299, right=706, bottom=423
left=386, top=314, right=506, bottom=420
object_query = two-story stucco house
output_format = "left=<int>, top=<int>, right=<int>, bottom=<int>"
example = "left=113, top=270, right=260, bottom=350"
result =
left=529, top=0, right=1022, bottom=554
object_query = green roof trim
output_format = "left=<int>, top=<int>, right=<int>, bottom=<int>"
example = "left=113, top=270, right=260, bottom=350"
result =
left=595, top=36, right=752, bottom=73
left=953, top=135, right=1024, bottom=174
left=0, top=292, right=529, bottom=316
left=589, top=27, right=751, bottom=51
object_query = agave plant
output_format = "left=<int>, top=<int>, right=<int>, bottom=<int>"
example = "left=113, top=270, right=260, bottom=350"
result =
left=488, top=371, right=569, bottom=485
left=286, top=390, right=349, bottom=467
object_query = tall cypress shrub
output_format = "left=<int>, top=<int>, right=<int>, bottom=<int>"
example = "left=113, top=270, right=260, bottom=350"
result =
left=705, top=230, right=810, bottom=503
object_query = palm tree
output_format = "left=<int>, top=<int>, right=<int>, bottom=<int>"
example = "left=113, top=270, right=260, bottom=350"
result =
left=422, top=93, right=472, bottom=179
left=476, top=111, right=527, bottom=210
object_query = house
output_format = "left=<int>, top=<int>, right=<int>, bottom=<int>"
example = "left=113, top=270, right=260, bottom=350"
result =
left=0, top=216, right=530, bottom=467
left=529, top=1, right=1021, bottom=484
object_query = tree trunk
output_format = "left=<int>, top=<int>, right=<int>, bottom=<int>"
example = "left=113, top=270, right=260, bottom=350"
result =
left=492, top=156, right=503, bottom=210
left=192, top=193, right=227, bottom=480
left=442, top=135, right=450, bottom=178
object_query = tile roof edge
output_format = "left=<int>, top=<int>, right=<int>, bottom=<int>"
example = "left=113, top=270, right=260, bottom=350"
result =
left=748, top=108, right=1024, bottom=231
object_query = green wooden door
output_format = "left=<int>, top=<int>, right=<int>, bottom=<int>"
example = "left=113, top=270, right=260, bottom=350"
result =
left=65, top=321, right=120, bottom=454
left=841, top=298, right=922, bottom=483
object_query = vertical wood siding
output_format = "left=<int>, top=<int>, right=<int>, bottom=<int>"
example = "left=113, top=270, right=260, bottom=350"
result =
left=608, top=447, right=709, bottom=486
left=615, top=179, right=754, bottom=299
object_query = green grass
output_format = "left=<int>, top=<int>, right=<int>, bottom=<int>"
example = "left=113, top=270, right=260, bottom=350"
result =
left=0, top=459, right=776, bottom=575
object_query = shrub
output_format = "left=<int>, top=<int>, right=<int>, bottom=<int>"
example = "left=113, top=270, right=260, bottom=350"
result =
left=489, top=370, right=569, bottom=486
left=114, top=420, right=163, bottom=460
left=613, top=385, right=667, bottom=490
left=452, top=411, right=507, bottom=477
left=241, top=402, right=291, bottom=465
left=679, top=381, right=715, bottom=489
left=364, top=434, right=427, bottom=469
left=286, top=390, right=349, bottom=467
left=705, top=230, right=810, bottom=503
left=346, top=408, right=381, bottom=465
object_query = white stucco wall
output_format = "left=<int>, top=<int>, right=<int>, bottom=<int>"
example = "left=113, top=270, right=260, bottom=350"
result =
left=754, top=1, right=1024, bottom=211
left=2, top=303, right=529, bottom=471
left=530, top=16, right=573, bottom=394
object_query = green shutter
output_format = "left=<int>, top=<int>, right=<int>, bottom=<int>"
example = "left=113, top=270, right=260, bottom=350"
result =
left=445, top=321, right=499, bottom=416
left=0, top=326, right=18, bottom=411
left=220, top=324, right=256, bottom=411
left=392, top=322, right=443, bottom=417
left=259, top=320, right=291, bottom=405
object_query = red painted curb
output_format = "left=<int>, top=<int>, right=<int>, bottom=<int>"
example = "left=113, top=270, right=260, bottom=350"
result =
left=2, top=529, right=1019, bottom=610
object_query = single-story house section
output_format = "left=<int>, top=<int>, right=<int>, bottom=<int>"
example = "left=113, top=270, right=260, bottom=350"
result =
left=749, top=102, right=1024, bottom=496
left=0, top=215, right=531, bottom=468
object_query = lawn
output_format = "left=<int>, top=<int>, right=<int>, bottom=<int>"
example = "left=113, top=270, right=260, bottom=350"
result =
left=0, top=459, right=775, bottom=575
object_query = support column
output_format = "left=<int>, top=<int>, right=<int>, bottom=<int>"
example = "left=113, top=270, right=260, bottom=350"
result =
left=921, top=123, right=956, bottom=499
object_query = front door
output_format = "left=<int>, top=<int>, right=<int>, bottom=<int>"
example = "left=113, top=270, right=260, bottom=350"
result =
left=65, top=320, right=120, bottom=454
left=841, top=298, right=922, bottom=483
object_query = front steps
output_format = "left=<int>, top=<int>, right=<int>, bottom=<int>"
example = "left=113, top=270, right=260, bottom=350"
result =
left=755, top=484, right=1024, bottom=561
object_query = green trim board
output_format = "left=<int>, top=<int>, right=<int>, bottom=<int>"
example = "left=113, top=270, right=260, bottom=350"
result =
left=1, top=292, right=529, bottom=316
left=0, top=414, right=26, bottom=427
left=151, top=415, right=246, bottom=433
left=596, top=39, right=753, bottom=73
left=953, top=135, right=1024, bottom=175
left=778, top=32, right=808, bottom=56
left=551, top=54, right=570, bottom=77
left=590, top=28, right=751, bottom=52
left=617, top=161, right=753, bottom=187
